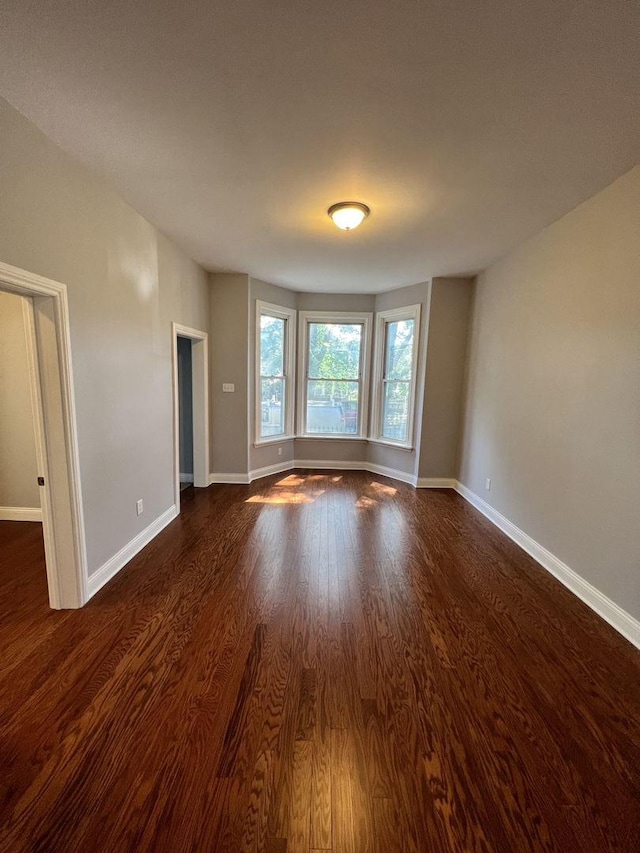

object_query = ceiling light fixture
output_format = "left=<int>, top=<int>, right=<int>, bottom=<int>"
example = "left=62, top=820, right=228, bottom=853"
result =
left=328, top=201, right=370, bottom=231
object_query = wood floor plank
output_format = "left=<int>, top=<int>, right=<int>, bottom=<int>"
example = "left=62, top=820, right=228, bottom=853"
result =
left=0, top=473, right=639, bottom=851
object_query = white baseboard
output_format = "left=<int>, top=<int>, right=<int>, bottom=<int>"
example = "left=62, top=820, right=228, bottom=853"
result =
left=0, top=506, right=42, bottom=522
left=293, top=459, right=417, bottom=486
left=212, top=459, right=418, bottom=488
left=86, top=505, right=178, bottom=600
left=292, top=458, right=361, bottom=472
left=179, top=473, right=194, bottom=484
left=209, top=473, right=251, bottom=484
left=454, top=481, right=640, bottom=651
left=248, top=460, right=294, bottom=483
left=365, top=462, right=417, bottom=487
left=416, top=478, right=457, bottom=489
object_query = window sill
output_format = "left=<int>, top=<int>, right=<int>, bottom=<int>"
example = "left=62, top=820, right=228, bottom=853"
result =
left=296, top=434, right=368, bottom=441
left=254, top=436, right=295, bottom=448
left=255, top=435, right=415, bottom=449
left=367, top=438, right=414, bottom=452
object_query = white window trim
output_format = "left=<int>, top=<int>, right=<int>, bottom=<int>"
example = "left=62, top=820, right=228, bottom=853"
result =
left=297, top=310, right=373, bottom=439
left=255, top=300, right=297, bottom=445
left=370, top=303, right=421, bottom=449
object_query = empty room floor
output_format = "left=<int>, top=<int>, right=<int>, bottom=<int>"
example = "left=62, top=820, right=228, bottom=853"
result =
left=0, top=473, right=639, bottom=852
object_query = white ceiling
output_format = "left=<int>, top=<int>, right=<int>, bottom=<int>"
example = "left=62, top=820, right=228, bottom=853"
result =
left=1, top=1, right=638, bottom=293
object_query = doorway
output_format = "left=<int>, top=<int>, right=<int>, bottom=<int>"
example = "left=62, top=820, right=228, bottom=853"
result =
left=0, top=261, right=87, bottom=609
left=171, top=323, right=209, bottom=514
left=0, top=291, right=47, bottom=609
left=177, top=336, right=194, bottom=492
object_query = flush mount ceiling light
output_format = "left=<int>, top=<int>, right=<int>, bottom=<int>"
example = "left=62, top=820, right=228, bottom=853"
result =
left=328, top=201, right=370, bottom=231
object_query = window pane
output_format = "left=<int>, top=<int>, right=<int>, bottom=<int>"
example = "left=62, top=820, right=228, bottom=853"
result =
left=260, top=377, right=285, bottom=437
left=260, top=315, right=285, bottom=376
left=306, top=380, right=359, bottom=434
left=382, top=380, right=410, bottom=442
left=308, top=323, right=362, bottom=380
left=385, top=319, right=414, bottom=380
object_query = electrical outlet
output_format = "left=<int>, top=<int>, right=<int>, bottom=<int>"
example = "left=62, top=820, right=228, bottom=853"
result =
left=136, top=499, right=144, bottom=516
left=278, top=447, right=283, bottom=456
left=222, top=383, right=235, bottom=392
left=485, top=478, right=491, bottom=491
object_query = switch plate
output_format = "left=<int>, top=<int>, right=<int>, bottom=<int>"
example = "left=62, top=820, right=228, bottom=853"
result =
left=222, top=383, right=235, bottom=392
left=136, top=499, right=144, bottom=516
left=278, top=447, right=283, bottom=456
left=485, top=478, right=491, bottom=491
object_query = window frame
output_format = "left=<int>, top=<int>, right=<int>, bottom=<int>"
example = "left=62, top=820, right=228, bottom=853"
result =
left=255, top=300, right=297, bottom=445
left=297, top=310, right=373, bottom=439
left=370, top=304, right=421, bottom=449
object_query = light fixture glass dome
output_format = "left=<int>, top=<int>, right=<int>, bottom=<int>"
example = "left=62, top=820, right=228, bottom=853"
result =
left=328, top=201, right=370, bottom=231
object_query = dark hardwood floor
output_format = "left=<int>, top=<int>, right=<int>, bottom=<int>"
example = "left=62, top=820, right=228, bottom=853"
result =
left=0, top=472, right=639, bottom=852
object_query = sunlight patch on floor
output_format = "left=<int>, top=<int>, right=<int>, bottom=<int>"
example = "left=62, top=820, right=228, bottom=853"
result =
left=356, top=496, right=378, bottom=508
left=275, top=475, right=305, bottom=487
left=246, top=490, right=317, bottom=504
left=369, top=481, right=397, bottom=497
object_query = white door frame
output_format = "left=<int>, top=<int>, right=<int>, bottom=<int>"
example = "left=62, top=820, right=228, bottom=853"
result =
left=0, top=261, right=87, bottom=609
left=171, top=323, right=209, bottom=513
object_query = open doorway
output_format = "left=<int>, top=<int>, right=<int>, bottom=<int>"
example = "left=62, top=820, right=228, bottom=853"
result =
left=0, top=292, right=41, bottom=521
left=171, top=323, right=209, bottom=514
left=177, top=336, right=194, bottom=493
left=0, top=292, right=47, bottom=610
left=0, top=261, right=86, bottom=609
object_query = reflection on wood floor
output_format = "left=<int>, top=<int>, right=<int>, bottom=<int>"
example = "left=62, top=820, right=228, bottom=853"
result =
left=0, top=471, right=639, bottom=851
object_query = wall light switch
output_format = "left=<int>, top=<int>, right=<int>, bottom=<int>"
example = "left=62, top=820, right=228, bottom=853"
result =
left=485, top=478, right=492, bottom=491
left=136, top=499, right=144, bottom=515
left=222, top=383, right=235, bottom=392
left=278, top=447, right=283, bottom=456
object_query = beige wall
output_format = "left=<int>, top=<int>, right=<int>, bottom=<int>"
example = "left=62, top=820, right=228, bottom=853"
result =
left=0, top=98, right=210, bottom=574
left=418, top=277, right=473, bottom=480
left=459, top=168, right=640, bottom=621
left=209, top=273, right=250, bottom=475
left=296, top=293, right=376, bottom=314
left=0, top=291, right=40, bottom=508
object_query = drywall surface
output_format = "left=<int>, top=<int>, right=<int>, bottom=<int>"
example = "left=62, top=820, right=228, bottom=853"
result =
left=0, top=291, right=40, bottom=508
left=177, top=336, right=193, bottom=477
left=209, top=273, right=250, bottom=475
left=296, top=292, right=376, bottom=314
left=459, top=167, right=640, bottom=620
left=418, top=278, right=473, bottom=479
left=0, top=98, right=209, bottom=574
left=293, top=439, right=369, bottom=463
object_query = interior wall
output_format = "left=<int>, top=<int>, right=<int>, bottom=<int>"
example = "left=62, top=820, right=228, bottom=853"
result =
left=177, top=336, right=193, bottom=478
left=209, top=273, right=250, bottom=476
left=296, top=292, right=376, bottom=314
left=418, top=277, right=474, bottom=480
left=0, top=98, right=210, bottom=576
left=0, top=291, right=40, bottom=509
left=459, top=167, right=640, bottom=621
